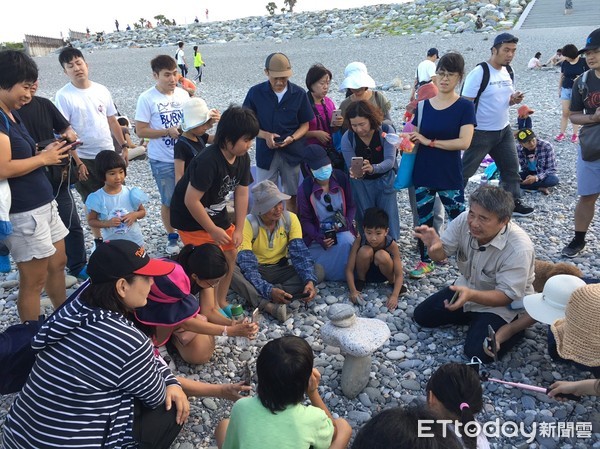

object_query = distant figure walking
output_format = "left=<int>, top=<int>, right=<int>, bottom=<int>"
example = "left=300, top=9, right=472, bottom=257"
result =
left=565, top=0, right=573, bottom=15
left=115, top=19, right=119, bottom=32
left=193, top=46, right=205, bottom=82
left=206, top=9, right=209, bottom=20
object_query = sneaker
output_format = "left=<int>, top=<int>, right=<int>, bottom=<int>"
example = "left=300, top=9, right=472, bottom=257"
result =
left=571, top=134, right=578, bottom=143
left=409, top=261, right=436, bottom=279
left=165, top=233, right=180, bottom=255
left=554, top=133, right=565, bottom=142
left=0, top=254, right=10, bottom=273
left=513, top=199, right=534, bottom=217
left=561, top=239, right=585, bottom=258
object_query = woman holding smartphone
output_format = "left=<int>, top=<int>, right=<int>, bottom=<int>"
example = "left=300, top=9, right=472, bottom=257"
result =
left=340, top=100, right=399, bottom=240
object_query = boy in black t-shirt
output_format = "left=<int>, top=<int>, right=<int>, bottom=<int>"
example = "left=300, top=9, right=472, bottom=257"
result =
left=174, top=98, right=220, bottom=183
left=170, top=106, right=259, bottom=313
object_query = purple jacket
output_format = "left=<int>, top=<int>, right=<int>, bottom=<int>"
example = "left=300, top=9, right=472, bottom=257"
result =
left=297, top=169, right=356, bottom=249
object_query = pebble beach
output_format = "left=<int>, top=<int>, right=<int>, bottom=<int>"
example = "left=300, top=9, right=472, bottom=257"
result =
left=1, top=8, right=600, bottom=449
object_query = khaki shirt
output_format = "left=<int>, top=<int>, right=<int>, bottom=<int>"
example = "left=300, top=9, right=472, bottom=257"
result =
left=442, top=212, right=535, bottom=322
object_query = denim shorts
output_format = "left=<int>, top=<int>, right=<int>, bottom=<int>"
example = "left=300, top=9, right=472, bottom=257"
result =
left=149, top=159, right=175, bottom=206
left=560, top=87, right=572, bottom=101
left=5, top=201, right=69, bottom=263
left=576, top=145, right=600, bottom=195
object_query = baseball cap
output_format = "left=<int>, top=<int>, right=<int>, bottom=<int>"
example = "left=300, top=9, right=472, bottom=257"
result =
left=516, top=128, right=536, bottom=144
left=493, top=32, right=518, bottom=47
left=304, top=144, right=331, bottom=170
left=427, top=48, right=439, bottom=57
left=265, top=52, right=292, bottom=77
left=578, top=28, right=600, bottom=54
left=87, top=240, right=174, bottom=284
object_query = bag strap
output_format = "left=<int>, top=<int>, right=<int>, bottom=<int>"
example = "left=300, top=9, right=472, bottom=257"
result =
left=247, top=211, right=291, bottom=243
left=179, top=136, right=201, bottom=158
left=417, top=100, right=424, bottom=130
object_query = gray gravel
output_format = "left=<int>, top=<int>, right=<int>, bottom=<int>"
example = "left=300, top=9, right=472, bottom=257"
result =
left=2, top=25, right=600, bottom=448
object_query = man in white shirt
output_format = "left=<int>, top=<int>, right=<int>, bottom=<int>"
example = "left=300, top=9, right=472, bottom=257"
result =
left=135, top=55, right=190, bottom=254
left=461, top=33, right=534, bottom=217
left=55, top=47, right=127, bottom=242
left=175, top=41, right=187, bottom=78
left=409, top=47, right=438, bottom=102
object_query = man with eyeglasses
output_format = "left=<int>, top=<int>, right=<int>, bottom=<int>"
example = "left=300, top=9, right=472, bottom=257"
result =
left=461, top=33, right=534, bottom=218
left=561, top=28, right=600, bottom=258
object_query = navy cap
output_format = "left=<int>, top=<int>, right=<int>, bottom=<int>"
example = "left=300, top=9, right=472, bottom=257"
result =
left=304, top=144, right=331, bottom=170
left=493, top=32, right=518, bottom=47
left=579, top=28, right=600, bottom=54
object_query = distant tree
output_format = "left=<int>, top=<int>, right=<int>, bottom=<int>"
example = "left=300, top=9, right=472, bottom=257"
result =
left=280, top=8, right=286, bottom=13
left=284, top=0, right=297, bottom=12
left=154, top=15, right=173, bottom=26
left=138, top=18, right=146, bottom=28
left=266, top=2, right=277, bottom=15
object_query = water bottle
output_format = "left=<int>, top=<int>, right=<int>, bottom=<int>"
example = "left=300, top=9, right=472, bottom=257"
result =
left=480, top=174, right=488, bottom=186
left=230, top=304, right=248, bottom=349
left=381, top=132, right=402, bottom=146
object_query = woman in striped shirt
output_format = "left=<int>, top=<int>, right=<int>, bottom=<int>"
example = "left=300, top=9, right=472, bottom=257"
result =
left=3, top=240, right=189, bottom=449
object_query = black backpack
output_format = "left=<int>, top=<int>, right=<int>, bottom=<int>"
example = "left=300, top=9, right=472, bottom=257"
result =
left=462, top=62, right=515, bottom=111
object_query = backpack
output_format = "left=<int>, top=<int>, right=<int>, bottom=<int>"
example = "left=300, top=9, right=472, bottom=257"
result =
left=247, top=211, right=291, bottom=244
left=462, top=62, right=514, bottom=111
left=175, top=49, right=180, bottom=60
left=576, top=70, right=591, bottom=112
left=0, top=280, right=89, bottom=394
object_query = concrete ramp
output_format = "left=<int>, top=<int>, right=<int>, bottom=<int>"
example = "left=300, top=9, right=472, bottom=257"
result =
left=516, top=0, right=600, bottom=29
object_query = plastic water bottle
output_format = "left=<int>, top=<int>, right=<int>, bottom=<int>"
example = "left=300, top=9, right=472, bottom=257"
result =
left=381, top=132, right=402, bottom=146
left=480, top=174, right=488, bottom=186
left=230, top=304, right=248, bottom=349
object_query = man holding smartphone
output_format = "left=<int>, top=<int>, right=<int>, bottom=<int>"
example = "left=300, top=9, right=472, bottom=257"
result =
left=461, top=32, right=534, bottom=218
left=243, top=53, right=314, bottom=213
left=413, top=186, right=535, bottom=363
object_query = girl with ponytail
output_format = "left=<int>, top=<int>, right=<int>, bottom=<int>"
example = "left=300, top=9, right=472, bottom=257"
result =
left=426, top=363, right=490, bottom=449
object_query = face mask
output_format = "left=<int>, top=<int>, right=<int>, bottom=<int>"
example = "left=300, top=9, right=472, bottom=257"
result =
left=312, top=164, right=332, bottom=181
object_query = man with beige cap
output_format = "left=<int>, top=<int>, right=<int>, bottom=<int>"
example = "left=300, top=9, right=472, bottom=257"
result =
left=243, top=52, right=314, bottom=213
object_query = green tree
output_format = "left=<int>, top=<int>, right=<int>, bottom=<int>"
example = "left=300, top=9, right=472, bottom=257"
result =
left=284, top=0, right=297, bottom=12
left=138, top=18, right=146, bottom=27
left=265, top=2, right=277, bottom=15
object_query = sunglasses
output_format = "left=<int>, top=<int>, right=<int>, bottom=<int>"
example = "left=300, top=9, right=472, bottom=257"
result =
left=323, top=193, right=333, bottom=212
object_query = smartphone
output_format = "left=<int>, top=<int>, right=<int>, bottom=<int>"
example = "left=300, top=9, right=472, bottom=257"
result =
left=70, top=140, right=84, bottom=149
left=350, top=157, right=364, bottom=178
left=487, top=325, right=498, bottom=362
left=274, top=136, right=285, bottom=144
left=251, top=307, right=260, bottom=323
left=330, top=109, right=342, bottom=127
left=291, top=292, right=310, bottom=300
left=448, top=290, right=460, bottom=305
left=324, top=229, right=338, bottom=245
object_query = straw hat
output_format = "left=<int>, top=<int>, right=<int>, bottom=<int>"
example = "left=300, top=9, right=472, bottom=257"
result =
left=551, top=284, right=600, bottom=367
left=523, top=275, right=586, bottom=325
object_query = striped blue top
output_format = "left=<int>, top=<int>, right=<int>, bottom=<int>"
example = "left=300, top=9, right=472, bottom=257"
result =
left=2, top=295, right=179, bottom=448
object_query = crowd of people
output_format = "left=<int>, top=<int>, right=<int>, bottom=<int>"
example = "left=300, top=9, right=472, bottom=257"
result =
left=0, top=26, right=599, bottom=448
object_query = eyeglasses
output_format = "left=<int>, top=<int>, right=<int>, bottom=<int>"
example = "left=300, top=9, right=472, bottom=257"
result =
left=435, top=71, right=459, bottom=80
left=323, top=193, right=333, bottom=212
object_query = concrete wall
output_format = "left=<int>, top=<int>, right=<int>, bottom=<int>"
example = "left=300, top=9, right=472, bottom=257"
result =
left=24, top=34, right=65, bottom=57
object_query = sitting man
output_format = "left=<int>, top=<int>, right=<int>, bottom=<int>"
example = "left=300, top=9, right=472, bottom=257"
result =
left=516, top=128, right=559, bottom=195
left=231, top=180, right=324, bottom=323
left=413, top=185, right=535, bottom=362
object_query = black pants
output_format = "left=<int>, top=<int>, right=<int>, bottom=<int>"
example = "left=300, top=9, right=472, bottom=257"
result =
left=54, top=185, right=87, bottom=275
left=133, top=398, right=182, bottom=449
left=413, top=286, right=524, bottom=363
